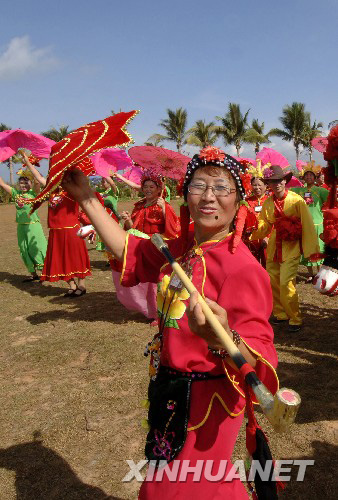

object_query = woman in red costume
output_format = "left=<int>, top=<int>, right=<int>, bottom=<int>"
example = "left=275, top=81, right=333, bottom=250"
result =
left=120, top=171, right=180, bottom=238
left=244, top=163, right=270, bottom=267
left=111, top=171, right=180, bottom=320
left=62, top=146, right=278, bottom=499
left=21, top=152, right=91, bottom=297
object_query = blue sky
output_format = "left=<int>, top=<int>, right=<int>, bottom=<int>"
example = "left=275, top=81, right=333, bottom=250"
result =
left=1, top=0, right=337, bottom=179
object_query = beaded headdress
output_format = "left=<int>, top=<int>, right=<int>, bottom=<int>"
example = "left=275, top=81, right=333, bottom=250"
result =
left=141, top=170, right=164, bottom=189
left=183, top=146, right=249, bottom=200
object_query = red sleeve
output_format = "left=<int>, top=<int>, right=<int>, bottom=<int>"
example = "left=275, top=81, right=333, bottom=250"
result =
left=120, top=234, right=186, bottom=287
left=120, top=234, right=167, bottom=286
left=218, top=259, right=278, bottom=396
left=78, top=211, right=91, bottom=226
left=164, top=202, right=181, bottom=239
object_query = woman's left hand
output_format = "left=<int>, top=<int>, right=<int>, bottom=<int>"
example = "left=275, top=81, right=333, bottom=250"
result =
left=187, top=291, right=231, bottom=349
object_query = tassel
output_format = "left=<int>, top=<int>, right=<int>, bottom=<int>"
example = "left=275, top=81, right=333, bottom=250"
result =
left=179, top=202, right=193, bottom=254
left=244, top=383, right=278, bottom=500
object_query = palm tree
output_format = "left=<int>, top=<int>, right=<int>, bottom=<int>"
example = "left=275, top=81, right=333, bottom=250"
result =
left=41, top=125, right=71, bottom=142
left=186, top=120, right=218, bottom=148
left=0, top=123, right=16, bottom=185
left=159, top=108, right=188, bottom=152
left=144, top=133, right=166, bottom=147
left=302, top=119, right=323, bottom=161
left=270, top=102, right=310, bottom=160
left=243, top=119, right=273, bottom=155
left=215, top=103, right=250, bottom=156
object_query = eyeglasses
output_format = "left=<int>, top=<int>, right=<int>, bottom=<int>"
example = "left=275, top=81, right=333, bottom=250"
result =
left=188, top=183, right=236, bottom=197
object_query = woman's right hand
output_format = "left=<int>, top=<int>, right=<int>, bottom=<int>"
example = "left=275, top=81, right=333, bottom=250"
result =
left=120, top=210, right=131, bottom=221
left=61, top=169, right=95, bottom=204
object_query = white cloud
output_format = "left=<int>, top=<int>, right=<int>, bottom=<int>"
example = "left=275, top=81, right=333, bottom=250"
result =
left=0, top=36, right=60, bottom=80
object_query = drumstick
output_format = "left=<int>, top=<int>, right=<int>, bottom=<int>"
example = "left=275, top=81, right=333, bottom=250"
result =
left=151, top=233, right=301, bottom=432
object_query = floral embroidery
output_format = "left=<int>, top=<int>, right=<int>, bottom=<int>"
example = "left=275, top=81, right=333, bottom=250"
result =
left=157, top=274, right=190, bottom=329
left=263, top=167, right=274, bottom=179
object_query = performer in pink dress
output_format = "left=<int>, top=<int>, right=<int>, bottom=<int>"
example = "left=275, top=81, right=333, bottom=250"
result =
left=62, top=146, right=278, bottom=499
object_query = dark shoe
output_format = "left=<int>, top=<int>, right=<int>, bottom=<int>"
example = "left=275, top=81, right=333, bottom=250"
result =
left=70, top=288, right=87, bottom=297
left=270, top=317, right=288, bottom=325
left=288, top=324, right=302, bottom=332
left=22, top=275, right=40, bottom=283
left=63, top=288, right=77, bottom=297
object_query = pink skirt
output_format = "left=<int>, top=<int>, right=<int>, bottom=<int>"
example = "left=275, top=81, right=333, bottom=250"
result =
left=112, top=270, right=157, bottom=320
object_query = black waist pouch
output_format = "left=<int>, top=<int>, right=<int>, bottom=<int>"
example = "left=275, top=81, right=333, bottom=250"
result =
left=145, top=371, right=192, bottom=464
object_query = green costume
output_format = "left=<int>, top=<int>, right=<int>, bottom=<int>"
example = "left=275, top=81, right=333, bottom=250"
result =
left=96, top=186, right=119, bottom=251
left=290, top=185, right=329, bottom=265
left=11, top=188, right=47, bottom=273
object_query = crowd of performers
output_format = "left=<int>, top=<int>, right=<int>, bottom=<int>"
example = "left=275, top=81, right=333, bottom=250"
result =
left=0, top=129, right=337, bottom=499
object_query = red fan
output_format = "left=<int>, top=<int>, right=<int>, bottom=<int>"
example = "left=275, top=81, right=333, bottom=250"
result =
left=128, top=146, right=191, bottom=180
left=29, top=111, right=139, bottom=211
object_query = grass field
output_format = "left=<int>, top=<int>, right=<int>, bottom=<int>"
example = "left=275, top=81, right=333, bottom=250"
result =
left=0, top=202, right=337, bottom=499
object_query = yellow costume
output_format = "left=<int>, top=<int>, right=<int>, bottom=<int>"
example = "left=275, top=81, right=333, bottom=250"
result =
left=251, top=190, right=319, bottom=325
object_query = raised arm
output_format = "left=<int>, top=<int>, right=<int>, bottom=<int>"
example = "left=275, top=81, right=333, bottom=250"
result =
left=62, top=169, right=126, bottom=260
left=0, top=177, right=12, bottom=195
left=114, top=172, right=141, bottom=191
left=104, top=175, right=118, bottom=194
left=20, top=151, right=47, bottom=186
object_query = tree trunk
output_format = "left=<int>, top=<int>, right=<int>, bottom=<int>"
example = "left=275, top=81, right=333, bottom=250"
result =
left=255, top=143, right=260, bottom=155
left=309, top=146, right=313, bottom=162
left=236, top=141, right=240, bottom=156
left=8, top=157, right=14, bottom=185
left=295, top=143, right=299, bottom=161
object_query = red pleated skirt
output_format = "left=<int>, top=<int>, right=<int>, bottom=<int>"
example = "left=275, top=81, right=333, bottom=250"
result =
left=41, top=227, right=91, bottom=282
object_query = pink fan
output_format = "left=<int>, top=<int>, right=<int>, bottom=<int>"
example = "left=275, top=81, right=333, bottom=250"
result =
left=286, top=176, right=304, bottom=188
left=256, top=147, right=289, bottom=168
left=311, top=137, right=328, bottom=153
left=123, top=164, right=143, bottom=184
left=90, top=148, right=133, bottom=177
left=296, top=160, right=307, bottom=172
left=0, top=129, right=55, bottom=162
left=128, top=146, right=191, bottom=180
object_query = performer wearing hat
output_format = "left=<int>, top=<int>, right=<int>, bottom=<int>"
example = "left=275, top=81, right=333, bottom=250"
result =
left=61, top=146, right=279, bottom=499
left=0, top=162, right=47, bottom=282
left=21, top=152, right=91, bottom=296
left=290, top=162, right=329, bottom=282
left=250, top=165, right=319, bottom=331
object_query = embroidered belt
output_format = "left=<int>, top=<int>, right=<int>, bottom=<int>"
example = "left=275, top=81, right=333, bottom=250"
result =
left=159, top=365, right=226, bottom=380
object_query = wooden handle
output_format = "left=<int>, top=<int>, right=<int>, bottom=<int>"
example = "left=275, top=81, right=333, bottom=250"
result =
left=171, top=261, right=239, bottom=358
